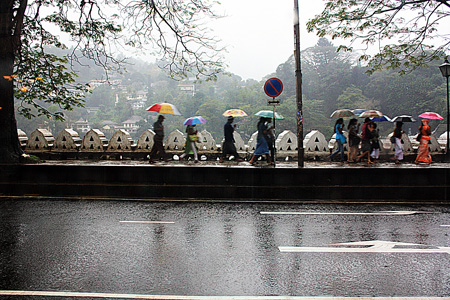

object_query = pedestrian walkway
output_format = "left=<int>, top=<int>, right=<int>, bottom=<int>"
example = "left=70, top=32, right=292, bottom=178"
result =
left=37, top=159, right=450, bottom=169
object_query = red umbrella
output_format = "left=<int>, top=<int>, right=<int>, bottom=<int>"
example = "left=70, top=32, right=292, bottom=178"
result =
left=418, top=112, right=444, bottom=120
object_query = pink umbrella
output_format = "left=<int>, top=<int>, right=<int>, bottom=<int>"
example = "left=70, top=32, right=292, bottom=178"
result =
left=418, top=112, right=444, bottom=120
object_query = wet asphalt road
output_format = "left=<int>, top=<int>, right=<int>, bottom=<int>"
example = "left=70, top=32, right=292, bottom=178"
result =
left=1, top=200, right=450, bottom=298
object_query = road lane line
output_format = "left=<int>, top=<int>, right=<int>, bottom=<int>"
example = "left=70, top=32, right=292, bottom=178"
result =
left=261, top=211, right=427, bottom=216
left=279, top=240, right=450, bottom=254
left=119, top=221, right=175, bottom=224
left=0, top=291, right=449, bottom=300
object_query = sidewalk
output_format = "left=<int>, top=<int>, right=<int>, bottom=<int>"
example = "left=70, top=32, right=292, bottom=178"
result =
left=38, top=159, right=450, bottom=169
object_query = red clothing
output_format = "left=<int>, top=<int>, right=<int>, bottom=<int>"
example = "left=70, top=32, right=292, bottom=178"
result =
left=415, top=122, right=432, bottom=164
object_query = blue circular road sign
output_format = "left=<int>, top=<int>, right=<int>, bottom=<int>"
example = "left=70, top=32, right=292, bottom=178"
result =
left=264, top=78, right=283, bottom=98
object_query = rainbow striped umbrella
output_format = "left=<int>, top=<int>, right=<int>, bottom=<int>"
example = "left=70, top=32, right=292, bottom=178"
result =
left=146, top=102, right=182, bottom=115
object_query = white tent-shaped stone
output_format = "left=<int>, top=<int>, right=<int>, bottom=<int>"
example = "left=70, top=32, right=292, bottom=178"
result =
left=136, top=129, right=155, bottom=151
left=165, top=129, right=186, bottom=150
left=54, top=129, right=81, bottom=151
left=26, top=129, right=54, bottom=151
left=248, top=131, right=258, bottom=151
left=232, top=131, right=246, bottom=151
left=200, top=130, right=217, bottom=151
left=276, top=130, right=297, bottom=151
left=304, top=130, right=328, bottom=152
left=81, top=129, right=108, bottom=151
left=17, top=129, right=28, bottom=148
left=107, top=129, right=135, bottom=151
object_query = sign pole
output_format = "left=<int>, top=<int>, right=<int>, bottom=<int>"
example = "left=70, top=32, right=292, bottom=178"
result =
left=294, top=0, right=304, bottom=168
left=273, top=99, right=276, bottom=165
left=264, top=78, right=283, bottom=166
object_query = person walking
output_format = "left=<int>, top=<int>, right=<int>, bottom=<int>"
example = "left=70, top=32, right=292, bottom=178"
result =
left=180, top=124, right=199, bottom=163
left=392, top=121, right=404, bottom=164
left=329, top=118, right=346, bottom=162
left=370, top=122, right=380, bottom=162
left=357, top=118, right=373, bottom=164
left=415, top=119, right=432, bottom=164
left=149, top=115, right=168, bottom=163
left=347, top=118, right=360, bottom=163
left=264, top=118, right=275, bottom=162
left=220, top=116, right=243, bottom=163
left=248, top=117, right=273, bottom=166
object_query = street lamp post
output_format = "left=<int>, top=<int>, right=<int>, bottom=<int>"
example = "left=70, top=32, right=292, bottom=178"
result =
left=294, top=0, right=304, bottom=168
left=439, top=59, right=450, bottom=159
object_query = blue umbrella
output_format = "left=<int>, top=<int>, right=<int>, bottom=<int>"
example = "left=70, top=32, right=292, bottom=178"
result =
left=183, top=116, right=207, bottom=125
left=352, top=109, right=367, bottom=115
left=371, top=115, right=392, bottom=122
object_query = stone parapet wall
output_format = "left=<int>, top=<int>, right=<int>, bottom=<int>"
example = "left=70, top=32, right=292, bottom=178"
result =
left=19, top=128, right=447, bottom=161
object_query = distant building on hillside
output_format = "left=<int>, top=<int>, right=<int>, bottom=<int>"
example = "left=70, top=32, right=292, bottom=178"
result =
left=73, top=118, right=91, bottom=133
left=178, top=79, right=196, bottom=96
left=86, top=107, right=100, bottom=114
left=126, top=91, right=147, bottom=110
left=122, top=115, right=144, bottom=135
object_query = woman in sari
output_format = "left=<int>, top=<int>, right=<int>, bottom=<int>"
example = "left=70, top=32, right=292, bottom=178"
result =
left=249, top=117, right=273, bottom=166
left=415, top=119, right=432, bottom=164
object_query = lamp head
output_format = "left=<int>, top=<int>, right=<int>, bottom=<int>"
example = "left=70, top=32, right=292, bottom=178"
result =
left=439, top=59, right=450, bottom=78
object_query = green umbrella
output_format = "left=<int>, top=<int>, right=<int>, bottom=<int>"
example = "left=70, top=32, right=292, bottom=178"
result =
left=255, top=110, right=284, bottom=120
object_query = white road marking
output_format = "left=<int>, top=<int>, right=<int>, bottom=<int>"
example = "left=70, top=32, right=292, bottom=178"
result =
left=261, top=211, right=427, bottom=216
left=278, top=241, right=450, bottom=254
left=440, top=225, right=450, bottom=227
left=119, top=221, right=175, bottom=224
left=0, top=291, right=449, bottom=300
left=279, top=240, right=450, bottom=254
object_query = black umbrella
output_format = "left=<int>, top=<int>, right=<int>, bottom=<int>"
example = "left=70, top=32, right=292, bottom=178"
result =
left=391, top=115, right=416, bottom=123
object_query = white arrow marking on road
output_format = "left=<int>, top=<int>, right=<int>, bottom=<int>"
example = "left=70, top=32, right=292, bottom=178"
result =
left=261, top=211, right=429, bottom=215
left=0, top=291, right=449, bottom=299
left=120, top=221, right=175, bottom=224
left=279, top=240, right=450, bottom=254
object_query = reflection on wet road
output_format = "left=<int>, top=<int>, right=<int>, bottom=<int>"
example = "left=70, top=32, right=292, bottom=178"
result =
left=0, top=200, right=449, bottom=298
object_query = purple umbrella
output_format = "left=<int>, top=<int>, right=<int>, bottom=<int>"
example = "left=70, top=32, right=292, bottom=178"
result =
left=183, top=116, right=207, bottom=125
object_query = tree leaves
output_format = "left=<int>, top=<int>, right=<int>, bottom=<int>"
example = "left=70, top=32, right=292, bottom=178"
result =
left=307, top=0, right=450, bottom=74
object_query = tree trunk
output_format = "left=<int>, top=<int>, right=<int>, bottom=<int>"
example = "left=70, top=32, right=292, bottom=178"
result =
left=0, top=1, right=23, bottom=163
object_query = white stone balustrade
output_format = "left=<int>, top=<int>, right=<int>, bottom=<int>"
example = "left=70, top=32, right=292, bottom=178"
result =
left=17, top=128, right=446, bottom=160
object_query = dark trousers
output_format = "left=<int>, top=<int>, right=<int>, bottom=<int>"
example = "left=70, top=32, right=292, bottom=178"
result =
left=149, top=135, right=166, bottom=160
left=221, top=141, right=240, bottom=159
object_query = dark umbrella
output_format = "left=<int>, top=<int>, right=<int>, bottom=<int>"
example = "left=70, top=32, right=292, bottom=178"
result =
left=391, top=115, right=416, bottom=123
